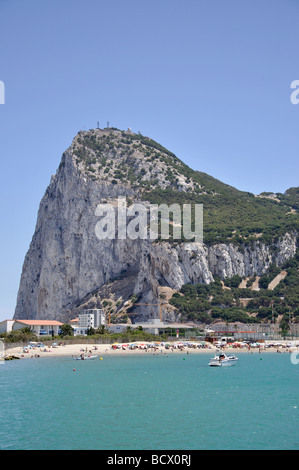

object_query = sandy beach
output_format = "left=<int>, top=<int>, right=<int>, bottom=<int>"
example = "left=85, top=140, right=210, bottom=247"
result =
left=5, top=341, right=214, bottom=359
left=4, top=340, right=298, bottom=359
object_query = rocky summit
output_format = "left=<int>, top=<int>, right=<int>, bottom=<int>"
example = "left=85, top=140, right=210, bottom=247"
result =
left=14, top=128, right=299, bottom=323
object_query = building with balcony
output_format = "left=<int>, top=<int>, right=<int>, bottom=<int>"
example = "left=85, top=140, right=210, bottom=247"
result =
left=74, top=309, right=105, bottom=335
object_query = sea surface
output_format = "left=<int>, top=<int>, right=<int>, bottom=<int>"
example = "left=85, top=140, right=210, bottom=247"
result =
left=0, top=351, right=298, bottom=450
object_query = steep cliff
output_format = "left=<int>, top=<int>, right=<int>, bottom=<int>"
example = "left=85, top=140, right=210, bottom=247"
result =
left=14, top=128, right=298, bottom=322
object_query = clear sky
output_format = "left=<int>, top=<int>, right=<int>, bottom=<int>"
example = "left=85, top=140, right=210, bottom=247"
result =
left=0, top=0, right=298, bottom=321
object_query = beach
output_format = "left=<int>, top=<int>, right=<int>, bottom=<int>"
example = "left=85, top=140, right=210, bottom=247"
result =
left=4, top=340, right=298, bottom=359
left=5, top=341, right=214, bottom=359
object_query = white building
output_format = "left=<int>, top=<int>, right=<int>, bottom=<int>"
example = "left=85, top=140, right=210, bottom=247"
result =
left=0, top=320, right=15, bottom=335
left=108, top=324, right=128, bottom=334
left=108, top=320, right=195, bottom=336
left=12, top=320, right=63, bottom=336
left=74, top=309, right=105, bottom=335
left=0, top=319, right=63, bottom=336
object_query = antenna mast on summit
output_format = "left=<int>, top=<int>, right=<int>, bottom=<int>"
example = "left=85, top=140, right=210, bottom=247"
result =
left=97, top=122, right=99, bottom=129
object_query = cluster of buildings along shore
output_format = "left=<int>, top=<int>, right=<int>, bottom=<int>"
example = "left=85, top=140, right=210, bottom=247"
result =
left=1, top=309, right=299, bottom=341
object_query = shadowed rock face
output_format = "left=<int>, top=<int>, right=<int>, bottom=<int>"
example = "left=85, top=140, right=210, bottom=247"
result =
left=14, top=129, right=298, bottom=322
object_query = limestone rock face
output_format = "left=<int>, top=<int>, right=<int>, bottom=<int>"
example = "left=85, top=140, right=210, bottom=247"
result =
left=14, top=129, right=298, bottom=322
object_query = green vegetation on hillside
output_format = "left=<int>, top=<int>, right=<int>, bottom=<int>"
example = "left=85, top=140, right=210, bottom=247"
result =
left=145, top=186, right=299, bottom=245
left=169, top=250, right=299, bottom=325
left=72, top=129, right=299, bottom=245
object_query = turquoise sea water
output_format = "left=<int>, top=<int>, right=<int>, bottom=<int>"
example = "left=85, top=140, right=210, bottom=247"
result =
left=0, top=352, right=298, bottom=450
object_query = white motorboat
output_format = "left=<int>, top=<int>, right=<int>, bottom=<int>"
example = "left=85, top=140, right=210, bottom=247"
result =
left=209, top=350, right=238, bottom=367
left=73, top=355, right=97, bottom=360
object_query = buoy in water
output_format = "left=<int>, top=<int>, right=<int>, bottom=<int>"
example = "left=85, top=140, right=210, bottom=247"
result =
left=73, top=368, right=76, bottom=371
left=100, top=357, right=103, bottom=360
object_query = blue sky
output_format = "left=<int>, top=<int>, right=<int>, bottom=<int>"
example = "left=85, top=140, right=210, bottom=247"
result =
left=0, top=0, right=298, bottom=321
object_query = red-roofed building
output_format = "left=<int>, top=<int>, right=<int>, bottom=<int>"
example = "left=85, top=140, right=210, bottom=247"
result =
left=0, top=319, right=63, bottom=336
